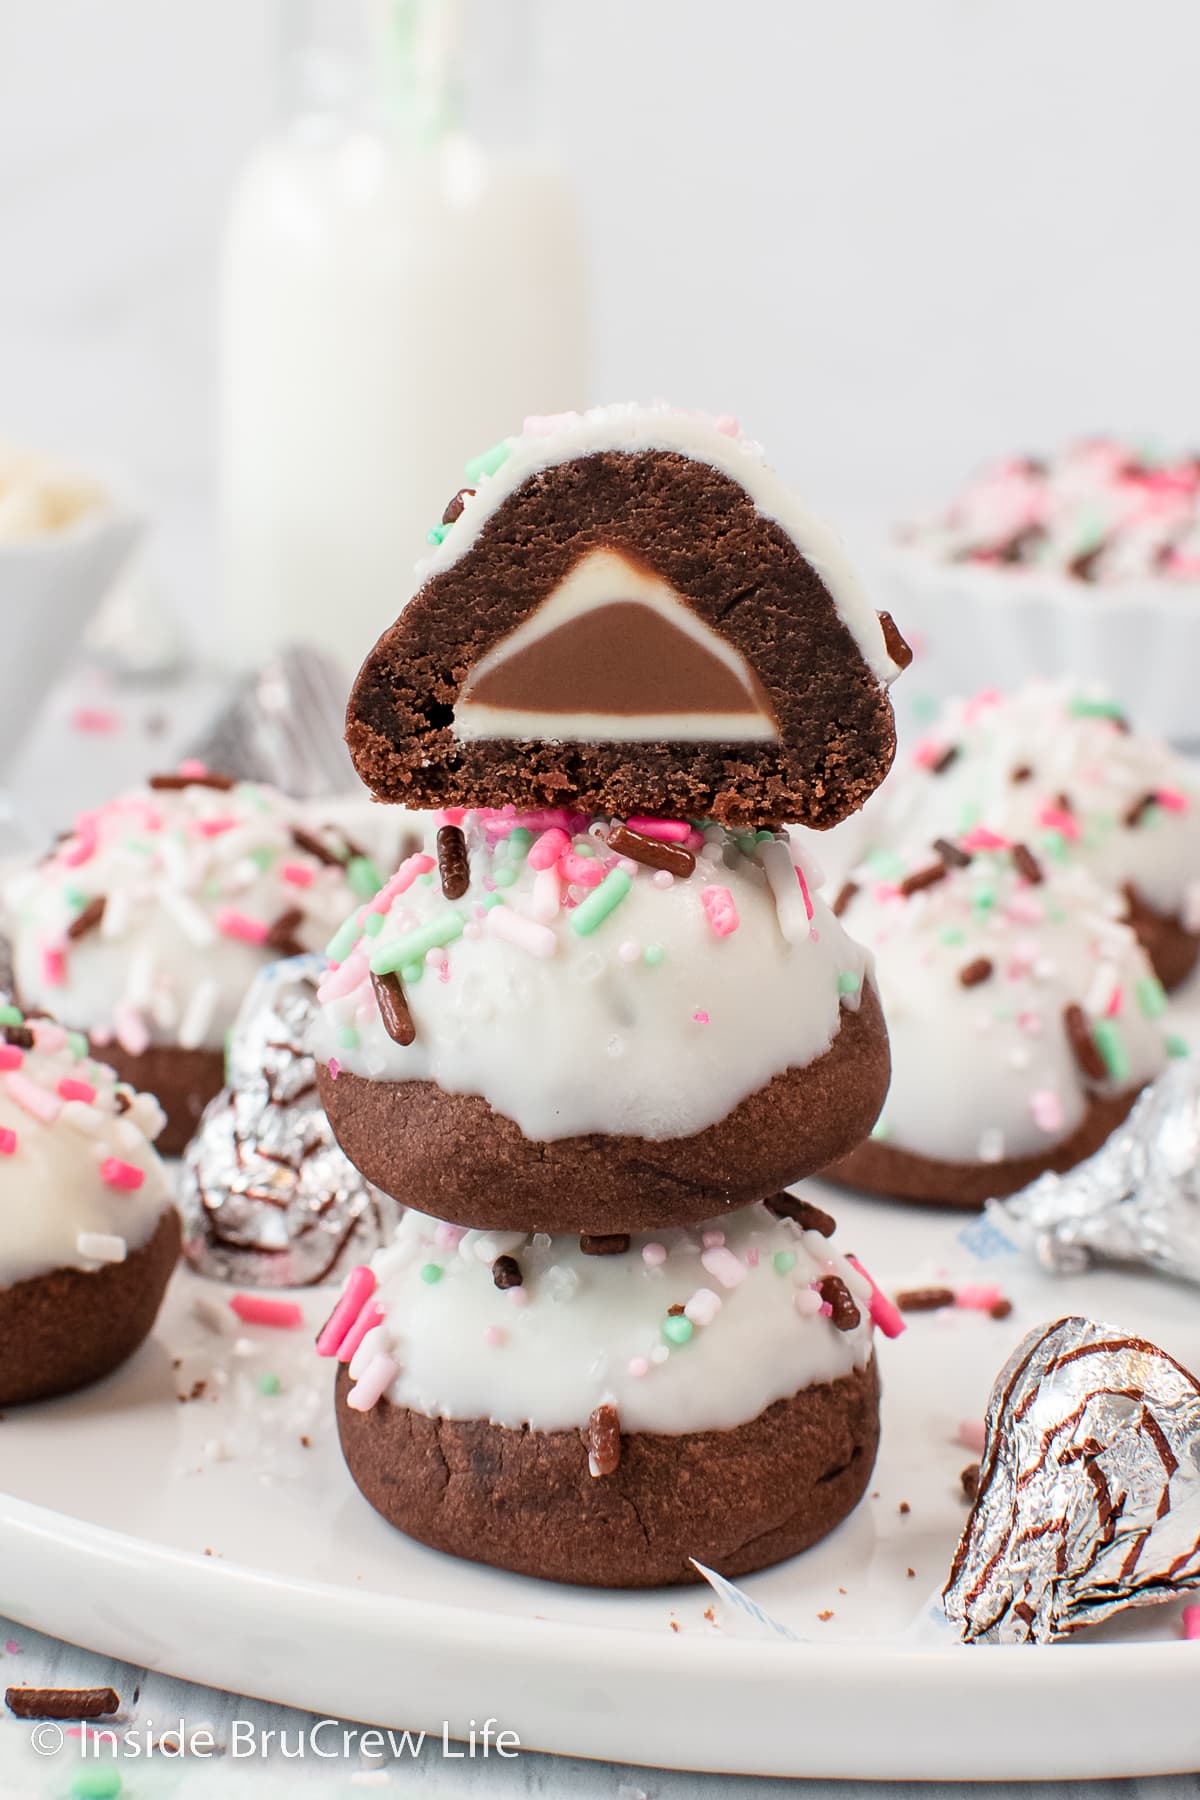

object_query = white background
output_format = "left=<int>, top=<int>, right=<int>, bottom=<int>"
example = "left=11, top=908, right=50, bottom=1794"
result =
left=2, top=0, right=1197, bottom=589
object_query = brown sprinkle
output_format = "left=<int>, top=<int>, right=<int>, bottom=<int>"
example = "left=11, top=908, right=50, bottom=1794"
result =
left=370, top=970, right=415, bottom=1047
left=895, top=1285, right=957, bottom=1313
left=587, top=1402, right=621, bottom=1477
left=900, top=862, right=947, bottom=897
left=765, top=1193, right=836, bottom=1237
left=1123, top=792, right=1158, bottom=829
left=492, top=1254, right=522, bottom=1289
left=5, top=1686, right=119, bottom=1720
left=1011, top=764, right=1034, bottom=783
left=831, top=880, right=858, bottom=918
left=876, top=610, right=914, bottom=670
left=2, top=1025, right=33, bottom=1049
left=932, top=836, right=972, bottom=869
left=818, top=1274, right=861, bottom=1331
left=1011, top=842, right=1043, bottom=886
left=931, top=745, right=960, bottom=775
left=436, top=824, right=471, bottom=900
left=148, top=771, right=235, bottom=792
left=667, top=1302, right=686, bottom=1316
left=442, top=485, right=475, bottom=525
left=579, top=1233, right=630, bottom=1256
left=67, top=895, right=106, bottom=940
left=898, top=1500, right=911, bottom=1515
left=989, top=1297, right=1013, bottom=1320
left=961, top=1463, right=981, bottom=1503
left=265, top=906, right=306, bottom=957
left=958, top=957, right=994, bottom=988
left=1063, top=1002, right=1107, bottom=1082
left=607, top=823, right=696, bottom=879
left=290, top=825, right=344, bottom=867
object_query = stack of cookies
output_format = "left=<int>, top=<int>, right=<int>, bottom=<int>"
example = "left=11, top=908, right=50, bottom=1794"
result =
left=314, top=405, right=908, bottom=1587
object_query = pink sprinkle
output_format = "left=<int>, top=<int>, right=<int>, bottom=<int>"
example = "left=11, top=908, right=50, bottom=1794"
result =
left=522, top=411, right=579, bottom=437
left=1037, top=804, right=1081, bottom=841
left=370, top=853, right=437, bottom=913
left=745, top=1247, right=760, bottom=1267
left=317, top=946, right=368, bottom=1003
left=60, top=831, right=98, bottom=868
left=700, top=1246, right=747, bottom=1290
left=642, top=1242, right=667, bottom=1268
left=507, top=1285, right=529, bottom=1307
left=714, top=413, right=740, bottom=437
left=956, top=1285, right=1005, bottom=1312
left=628, top=1355, right=650, bottom=1377
left=485, top=905, right=557, bottom=959
left=819, top=1299, right=834, bottom=1318
left=1182, top=1605, right=1200, bottom=1640
left=626, top=817, right=691, bottom=843
left=651, top=869, right=674, bottom=890
left=684, top=1287, right=722, bottom=1327
left=1156, top=788, right=1189, bottom=813
left=281, top=861, right=316, bottom=888
left=191, top=816, right=236, bottom=838
left=692, top=1010, right=710, bottom=1025
left=1104, top=985, right=1123, bottom=1019
left=701, top=885, right=740, bottom=937
left=31, top=1020, right=67, bottom=1054
left=41, top=946, right=66, bottom=987
left=0, top=1129, right=17, bottom=1155
left=483, top=1325, right=506, bottom=1348
left=961, top=826, right=1010, bottom=851
left=230, top=1292, right=304, bottom=1330
left=4, top=1640, right=20, bottom=1653
left=527, top=827, right=570, bottom=870
left=215, top=907, right=270, bottom=946
left=100, top=1156, right=144, bottom=1191
left=327, top=1057, right=341, bottom=1080
left=316, top=1265, right=378, bottom=1357
left=337, top=1302, right=384, bottom=1365
left=437, top=807, right=468, bottom=826
left=701, top=1230, right=726, bottom=1248
left=912, top=737, right=950, bottom=770
left=1030, top=1088, right=1064, bottom=1133
left=618, top=938, right=641, bottom=963
left=795, top=864, right=815, bottom=921
left=958, top=1417, right=987, bottom=1453
left=1017, top=1009, right=1043, bottom=1036
left=846, top=1255, right=907, bottom=1338
left=4, top=1071, right=61, bottom=1124
left=794, top=1286, right=824, bottom=1317
left=561, top=852, right=604, bottom=889
left=57, top=1078, right=96, bottom=1104
left=346, top=1351, right=399, bottom=1411
left=177, top=758, right=209, bottom=777
left=0, top=1044, right=24, bottom=1072
left=963, top=688, right=1002, bottom=722
left=113, top=1003, right=150, bottom=1057
left=434, top=1221, right=466, bottom=1251
left=70, top=706, right=120, bottom=735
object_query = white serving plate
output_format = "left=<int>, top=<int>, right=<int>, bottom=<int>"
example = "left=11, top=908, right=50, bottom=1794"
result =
left=3, top=1150, right=1200, bottom=1781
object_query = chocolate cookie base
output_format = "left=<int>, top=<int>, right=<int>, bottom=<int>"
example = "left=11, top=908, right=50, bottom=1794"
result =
left=335, top=1356, right=880, bottom=1588
left=318, top=983, right=889, bottom=1233
left=1122, top=885, right=1199, bottom=993
left=89, top=1040, right=224, bottom=1158
left=347, top=450, right=897, bottom=829
left=0, top=1207, right=181, bottom=1406
left=826, top=1085, right=1144, bottom=1210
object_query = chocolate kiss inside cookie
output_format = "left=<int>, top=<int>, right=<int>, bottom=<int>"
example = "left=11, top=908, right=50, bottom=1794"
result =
left=347, top=418, right=903, bottom=827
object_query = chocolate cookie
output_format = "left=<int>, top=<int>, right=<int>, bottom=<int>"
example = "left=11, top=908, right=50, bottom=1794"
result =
left=318, top=982, right=889, bottom=1233
left=346, top=407, right=905, bottom=827
left=1120, top=883, right=1199, bottom=994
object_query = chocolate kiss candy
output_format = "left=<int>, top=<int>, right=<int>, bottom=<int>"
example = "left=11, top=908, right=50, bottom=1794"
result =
left=991, top=1057, right=1200, bottom=1286
left=943, top=1316, right=1200, bottom=1643
left=178, top=956, right=400, bottom=1287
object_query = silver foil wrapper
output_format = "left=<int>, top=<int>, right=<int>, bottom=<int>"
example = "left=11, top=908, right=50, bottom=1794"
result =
left=990, top=1057, right=1200, bottom=1285
left=186, top=645, right=357, bottom=798
left=943, top=1316, right=1200, bottom=1643
left=178, top=955, right=400, bottom=1287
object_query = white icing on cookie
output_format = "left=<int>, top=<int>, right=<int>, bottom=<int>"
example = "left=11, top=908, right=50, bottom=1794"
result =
left=360, top=1201, right=875, bottom=1433
left=875, top=683, right=1200, bottom=920
left=5, top=775, right=381, bottom=1054
left=841, top=842, right=1175, bottom=1167
left=418, top=403, right=902, bottom=686
left=312, top=812, right=873, bottom=1142
left=0, top=1014, right=172, bottom=1285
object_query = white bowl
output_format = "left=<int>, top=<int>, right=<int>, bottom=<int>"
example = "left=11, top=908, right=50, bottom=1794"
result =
left=0, top=489, right=143, bottom=770
left=885, top=547, right=1200, bottom=748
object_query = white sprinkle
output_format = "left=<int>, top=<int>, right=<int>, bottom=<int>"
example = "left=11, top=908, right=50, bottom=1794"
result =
left=77, top=1231, right=126, bottom=1263
left=113, top=1003, right=150, bottom=1056
left=650, top=1344, right=670, bottom=1365
left=202, top=1438, right=231, bottom=1464
left=61, top=1099, right=103, bottom=1136
left=124, top=945, right=157, bottom=1009
left=794, top=1287, right=823, bottom=1316
left=192, top=1295, right=232, bottom=1335
left=530, top=865, right=562, bottom=921
left=99, top=888, right=131, bottom=940
left=348, top=1325, right=387, bottom=1382
left=469, top=1229, right=526, bottom=1264
left=128, top=1092, right=167, bottom=1141
left=759, top=837, right=809, bottom=945
left=700, top=1245, right=747, bottom=1289
left=178, top=979, right=219, bottom=1051
left=115, top=1117, right=145, bottom=1153
left=158, top=883, right=218, bottom=947
left=544, top=1264, right=580, bottom=1302
left=684, top=1286, right=722, bottom=1327
left=978, top=1126, right=1006, bottom=1163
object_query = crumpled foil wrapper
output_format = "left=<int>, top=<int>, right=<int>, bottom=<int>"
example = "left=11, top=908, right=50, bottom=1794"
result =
left=178, top=955, right=399, bottom=1287
left=186, top=644, right=356, bottom=798
left=990, top=1058, right=1200, bottom=1286
left=943, top=1316, right=1200, bottom=1643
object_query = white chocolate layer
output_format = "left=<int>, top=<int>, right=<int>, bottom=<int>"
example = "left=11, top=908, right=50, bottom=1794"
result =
left=363, top=1202, right=875, bottom=1434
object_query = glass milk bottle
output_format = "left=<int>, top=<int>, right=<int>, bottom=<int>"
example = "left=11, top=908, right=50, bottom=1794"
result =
left=219, top=0, right=587, bottom=673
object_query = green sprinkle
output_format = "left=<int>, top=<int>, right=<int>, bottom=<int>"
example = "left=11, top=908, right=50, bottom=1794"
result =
left=971, top=888, right=996, bottom=917
left=1039, top=829, right=1069, bottom=863
left=401, top=961, right=424, bottom=985
left=736, top=833, right=757, bottom=856
left=1166, top=1033, right=1190, bottom=1059
left=64, top=883, right=88, bottom=911
left=662, top=1314, right=694, bottom=1346
left=0, top=1004, right=23, bottom=1026
left=508, top=826, right=533, bottom=856
left=643, top=943, right=665, bottom=967
left=1069, top=696, right=1125, bottom=720
left=482, top=891, right=505, bottom=910
left=337, top=1024, right=360, bottom=1050
left=1092, top=1018, right=1131, bottom=1084
left=773, top=1250, right=797, bottom=1276
left=464, top=438, right=513, bottom=484
left=347, top=855, right=383, bottom=900
left=956, top=801, right=982, bottom=833
left=837, top=971, right=861, bottom=996
left=1045, top=902, right=1068, bottom=924
left=124, top=837, right=153, bottom=856
left=326, top=914, right=364, bottom=963
left=755, top=828, right=775, bottom=842
left=570, top=868, right=633, bottom=937
left=70, top=1773, right=122, bottom=1800
left=248, top=845, right=276, bottom=872
left=363, top=911, right=384, bottom=936
left=258, top=1371, right=282, bottom=1396
left=370, top=910, right=465, bottom=975
left=1137, top=803, right=1162, bottom=831
left=866, top=848, right=907, bottom=880
left=1137, top=976, right=1168, bottom=1020
left=870, top=1115, right=891, bottom=1141
left=67, top=1030, right=89, bottom=1060
left=911, top=692, right=939, bottom=724
left=426, top=522, right=450, bottom=546
left=572, top=841, right=596, bottom=858
left=493, top=865, right=517, bottom=888
left=420, top=1262, right=443, bottom=1285
left=938, top=926, right=967, bottom=946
